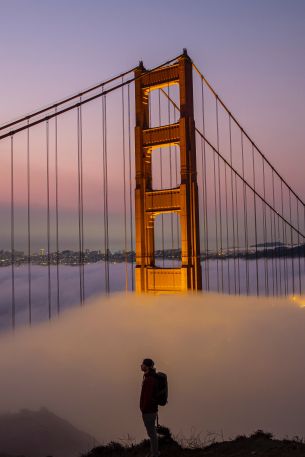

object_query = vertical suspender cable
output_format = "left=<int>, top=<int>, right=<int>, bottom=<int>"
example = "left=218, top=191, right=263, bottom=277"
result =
left=216, top=98, right=224, bottom=291
left=101, top=91, right=106, bottom=293
left=102, top=97, right=109, bottom=294
left=46, top=120, right=51, bottom=319
left=199, top=130, right=206, bottom=288
left=262, top=197, right=267, bottom=295
left=77, top=107, right=82, bottom=303
left=174, top=106, right=180, bottom=253
left=10, top=135, right=15, bottom=330
left=105, top=96, right=110, bottom=293
left=234, top=173, right=241, bottom=294
left=159, top=89, right=165, bottom=267
left=277, top=199, right=283, bottom=296
left=252, top=144, right=259, bottom=296
left=149, top=88, right=151, bottom=127
left=268, top=172, right=275, bottom=295
left=289, top=190, right=295, bottom=295
left=148, top=92, right=156, bottom=290
left=296, top=200, right=302, bottom=295
left=241, top=132, right=249, bottom=294
left=200, top=79, right=209, bottom=290
left=213, top=142, right=219, bottom=292
left=224, top=163, right=230, bottom=294
left=121, top=79, right=128, bottom=291
left=229, top=116, right=237, bottom=295
left=80, top=102, right=85, bottom=302
left=302, top=205, right=305, bottom=284
left=102, top=94, right=110, bottom=293
left=281, top=181, right=288, bottom=294
left=27, top=122, right=32, bottom=324
left=271, top=170, right=278, bottom=295
left=168, top=84, right=174, bottom=264
left=127, top=84, right=134, bottom=290
left=77, top=106, right=81, bottom=302
left=271, top=207, right=276, bottom=295
left=269, top=207, right=275, bottom=295
left=55, top=110, right=60, bottom=315
left=77, top=106, right=84, bottom=304
left=262, top=158, right=269, bottom=295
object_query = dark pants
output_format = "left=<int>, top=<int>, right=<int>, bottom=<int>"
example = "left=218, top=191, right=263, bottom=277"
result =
left=142, top=412, right=158, bottom=457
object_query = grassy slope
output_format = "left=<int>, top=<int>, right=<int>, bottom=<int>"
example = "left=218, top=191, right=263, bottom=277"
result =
left=84, top=430, right=305, bottom=457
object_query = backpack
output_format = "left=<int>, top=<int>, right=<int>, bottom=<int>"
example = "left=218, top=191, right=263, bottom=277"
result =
left=154, top=372, right=168, bottom=406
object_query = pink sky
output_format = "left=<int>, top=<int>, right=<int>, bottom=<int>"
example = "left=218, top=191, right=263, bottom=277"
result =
left=0, top=0, right=304, bottom=251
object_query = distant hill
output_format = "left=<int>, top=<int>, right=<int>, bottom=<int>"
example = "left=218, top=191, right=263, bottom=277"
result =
left=0, top=408, right=97, bottom=457
left=84, top=429, right=305, bottom=457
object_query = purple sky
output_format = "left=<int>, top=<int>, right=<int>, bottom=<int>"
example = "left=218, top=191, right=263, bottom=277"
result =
left=0, top=0, right=304, bottom=251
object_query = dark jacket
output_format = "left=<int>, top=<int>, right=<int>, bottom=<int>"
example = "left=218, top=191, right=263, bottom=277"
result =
left=140, top=368, right=158, bottom=413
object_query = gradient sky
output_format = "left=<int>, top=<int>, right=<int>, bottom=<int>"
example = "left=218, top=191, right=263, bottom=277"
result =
left=0, top=0, right=305, bottom=251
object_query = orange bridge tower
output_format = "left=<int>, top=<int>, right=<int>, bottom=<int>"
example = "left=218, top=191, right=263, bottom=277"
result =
left=134, top=50, right=202, bottom=293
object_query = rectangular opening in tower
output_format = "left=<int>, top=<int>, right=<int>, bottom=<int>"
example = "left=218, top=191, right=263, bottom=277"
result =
left=151, top=145, right=181, bottom=190
left=148, top=85, right=180, bottom=129
left=154, top=212, right=181, bottom=268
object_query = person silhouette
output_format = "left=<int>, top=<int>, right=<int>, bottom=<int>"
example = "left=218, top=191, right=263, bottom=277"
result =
left=140, top=358, right=159, bottom=457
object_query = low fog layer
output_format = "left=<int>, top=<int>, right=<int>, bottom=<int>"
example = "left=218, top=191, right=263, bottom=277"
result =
left=1, top=258, right=303, bottom=330
left=1, top=292, right=305, bottom=444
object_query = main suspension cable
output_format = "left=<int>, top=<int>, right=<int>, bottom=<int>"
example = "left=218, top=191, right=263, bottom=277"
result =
left=0, top=66, right=138, bottom=132
left=192, top=62, right=305, bottom=211
left=195, top=129, right=305, bottom=243
left=162, top=84, right=305, bottom=297
left=0, top=55, right=181, bottom=142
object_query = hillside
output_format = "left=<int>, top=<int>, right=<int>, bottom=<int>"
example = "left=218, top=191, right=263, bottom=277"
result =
left=84, top=430, right=305, bottom=457
left=0, top=408, right=97, bottom=457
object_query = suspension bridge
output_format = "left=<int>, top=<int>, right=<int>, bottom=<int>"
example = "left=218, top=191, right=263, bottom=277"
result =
left=0, top=49, right=304, bottom=330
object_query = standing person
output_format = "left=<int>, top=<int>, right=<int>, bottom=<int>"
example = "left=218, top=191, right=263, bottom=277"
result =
left=140, top=358, right=159, bottom=457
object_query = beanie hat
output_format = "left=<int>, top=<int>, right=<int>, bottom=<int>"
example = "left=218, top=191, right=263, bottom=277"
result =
left=143, top=358, right=154, bottom=368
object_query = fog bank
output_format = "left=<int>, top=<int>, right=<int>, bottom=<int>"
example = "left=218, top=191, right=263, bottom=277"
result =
left=1, top=292, right=305, bottom=443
